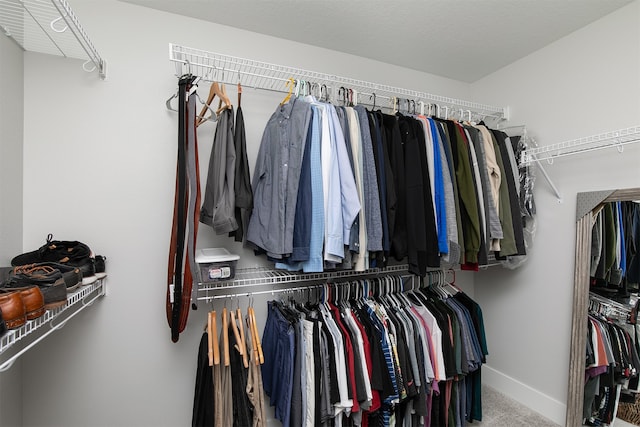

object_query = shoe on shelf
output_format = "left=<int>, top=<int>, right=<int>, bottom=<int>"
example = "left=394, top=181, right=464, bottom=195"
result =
left=5, top=263, right=82, bottom=292
left=94, top=255, right=107, bottom=279
left=12, top=234, right=96, bottom=285
left=36, top=278, right=67, bottom=310
left=0, top=290, right=26, bottom=329
left=4, top=287, right=45, bottom=320
left=0, top=308, right=6, bottom=337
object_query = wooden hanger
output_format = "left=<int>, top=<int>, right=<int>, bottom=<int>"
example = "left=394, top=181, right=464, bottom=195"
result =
left=222, top=307, right=230, bottom=367
left=229, top=309, right=247, bottom=368
left=209, top=311, right=220, bottom=366
left=248, top=306, right=264, bottom=364
left=245, top=309, right=258, bottom=365
left=196, top=82, right=232, bottom=127
left=236, top=307, right=249, bottom=368
left=216, top=83, right=232, bottom=115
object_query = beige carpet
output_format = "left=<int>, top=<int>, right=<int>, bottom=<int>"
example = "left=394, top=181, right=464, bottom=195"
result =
left=467, top=385, right=559, bottom=427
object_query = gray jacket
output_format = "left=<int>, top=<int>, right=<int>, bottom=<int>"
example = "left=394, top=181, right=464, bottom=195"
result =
left=200, top=108, right=238, bottom=234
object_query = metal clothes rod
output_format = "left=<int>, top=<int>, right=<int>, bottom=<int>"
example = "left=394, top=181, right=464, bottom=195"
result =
left=589, top=291, right=632, bottom=317
left=196, top=264, right=464, bottom=303
left=0, top=0, right=106, bottom=79
left=169, top=44, right=509, bottom=120
left=198, top=264, right=410, bottom=294
left=521, top=126, right=640, bottom=166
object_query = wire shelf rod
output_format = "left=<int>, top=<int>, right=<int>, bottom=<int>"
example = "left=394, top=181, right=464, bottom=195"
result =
left=521, top=126, right=640, bottom=165
left=169, top=43, right=507, bottom=119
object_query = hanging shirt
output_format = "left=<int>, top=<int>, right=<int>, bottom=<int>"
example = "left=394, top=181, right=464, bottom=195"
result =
left=246, top=97, right=312, bottom=258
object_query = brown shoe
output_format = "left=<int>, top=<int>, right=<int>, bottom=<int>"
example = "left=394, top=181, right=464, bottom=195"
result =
left=13, top=286, right=45, bottom=320
left=0, top=290, right=26, bottom=329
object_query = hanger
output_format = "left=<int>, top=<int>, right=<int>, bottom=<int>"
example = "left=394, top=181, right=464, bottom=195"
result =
left=244, top=296, right=258, bottom=365
left=281, top=77, right=295, bottom=105
left=229, top=305, right=248, bottom=368
left=237, top=71, right=242, bottom=108
left=370, top=93, right=377, bottom=110
left=235, top=302, right=248, bottom=368
left=338, top=87, right=346, bottom=106
left=195, top=81, right=231, bottom=127
left=216, top=83, right=232, bottom=114
left=248, top=303, right=264, bottom=364
left=222, top=305, right=230, bottom=367
left=209, top=310, right=220, bottom=366
left=320, top=84, right=329, bottom=102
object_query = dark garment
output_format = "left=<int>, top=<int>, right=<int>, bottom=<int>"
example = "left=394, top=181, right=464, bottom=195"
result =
left=290, top=109, right=315, bottom=262
left=261, top=301, right=295, bottom=426
left=444, top=120, right=480, bottom=265
left=192, top=332, right=214, bottom=427
left=399, top=115, right=428, bottom=276
left=413, top=118, right=441, bottom=270
left=381, top=112, right=407, bottom=261
left=229, top=326, right=253, bottom=426
left=229, top=105, right=253, bottom=242
left=492, top=129, right=526, bottom=257
left=201, top=108, right=238, bottom=234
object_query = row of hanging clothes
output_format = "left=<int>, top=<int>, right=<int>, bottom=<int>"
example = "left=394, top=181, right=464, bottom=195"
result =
left=259, top=270, right=488, bottom=427
left=584, top=293, right=640, bottom=426
left=591, top=201, right=640, bottom=299
left=245, top=78, right=532, bottom=277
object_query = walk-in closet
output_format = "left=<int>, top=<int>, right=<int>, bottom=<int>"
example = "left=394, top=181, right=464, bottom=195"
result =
left=1, top=1, right=640, bottom=426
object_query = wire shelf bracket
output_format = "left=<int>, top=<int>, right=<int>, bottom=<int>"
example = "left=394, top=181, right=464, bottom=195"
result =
left=0, top=278, right=107, bottom=372
left=0, top=0, right=106, bottom=79
left=169, top=43, right=508, bottom=121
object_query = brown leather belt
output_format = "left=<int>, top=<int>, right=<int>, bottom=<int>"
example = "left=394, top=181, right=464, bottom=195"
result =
left=166, top=75, right=200, bottom=342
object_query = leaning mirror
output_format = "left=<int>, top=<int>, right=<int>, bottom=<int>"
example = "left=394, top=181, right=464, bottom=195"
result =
left=567, top=188, right=640, bottom=427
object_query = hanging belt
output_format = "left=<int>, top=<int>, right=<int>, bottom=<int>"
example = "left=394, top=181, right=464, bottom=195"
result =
left=167, top=75, right=200, bottom=342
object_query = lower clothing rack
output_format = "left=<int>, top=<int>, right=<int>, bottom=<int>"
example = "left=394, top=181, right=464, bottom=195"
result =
left=197, top=264, right=459, bottom=302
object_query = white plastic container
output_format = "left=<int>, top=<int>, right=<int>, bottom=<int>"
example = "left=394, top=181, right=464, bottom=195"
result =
left=195, top=248, right=240, bottom=283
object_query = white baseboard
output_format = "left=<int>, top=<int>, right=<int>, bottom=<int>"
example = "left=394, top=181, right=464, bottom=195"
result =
left=483, top=364, right=567, bottom=426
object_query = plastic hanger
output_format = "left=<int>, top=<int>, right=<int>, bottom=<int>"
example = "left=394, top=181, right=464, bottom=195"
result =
left=280, top=78, right=295, bottom=105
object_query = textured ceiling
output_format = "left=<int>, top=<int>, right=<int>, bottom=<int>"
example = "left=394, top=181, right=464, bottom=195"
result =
left=120, top=0, right=633, bottom=82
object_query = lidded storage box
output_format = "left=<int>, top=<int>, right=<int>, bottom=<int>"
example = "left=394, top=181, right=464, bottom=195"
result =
left=195, top=248, right=240, bottom=283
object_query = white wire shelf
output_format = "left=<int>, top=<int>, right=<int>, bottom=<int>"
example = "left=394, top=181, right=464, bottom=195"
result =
left=197, top=264, right=412, bottom=302
left=169, top=43, right=508, bottom=120
left=521, top=126, right=640, bottom=166
left=0, top=0, right=106, bottom=79
left=0, top=278, right=106, bottom=372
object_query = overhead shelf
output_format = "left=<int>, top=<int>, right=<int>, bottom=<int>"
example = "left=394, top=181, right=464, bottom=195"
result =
left=521, top=126, right=640, bottom=166
left=0, top=0, right=106, bottom=79
left=169, top=43, right=508, bottom=121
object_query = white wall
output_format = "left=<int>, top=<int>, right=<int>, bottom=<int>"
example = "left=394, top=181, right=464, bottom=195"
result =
left=471, top=2, right=640, bottom=424
left=16, top=1, right=475, bottom=426
left=0, top=29, right=24, bottom=427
